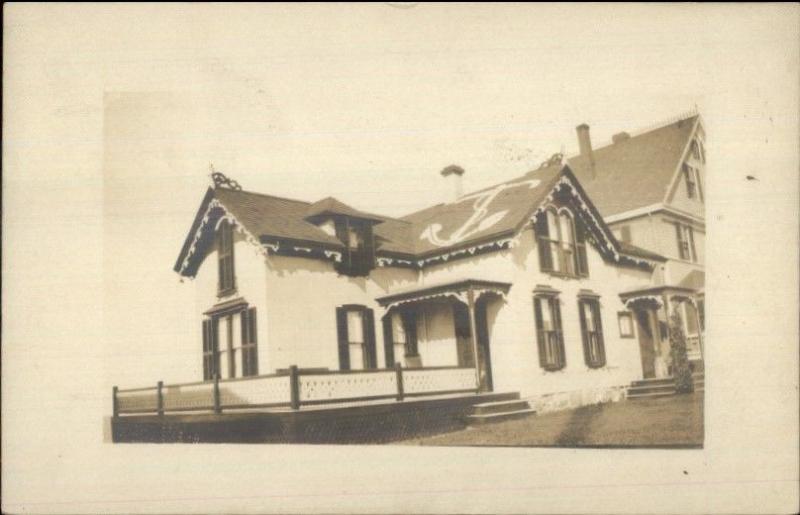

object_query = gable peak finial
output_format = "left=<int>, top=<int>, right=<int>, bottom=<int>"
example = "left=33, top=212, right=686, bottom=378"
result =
left=209, top=164, right=242, bottom=191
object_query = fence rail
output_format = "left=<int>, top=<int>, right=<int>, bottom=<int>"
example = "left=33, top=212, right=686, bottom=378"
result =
left=113, top=364, right=478, bottom=416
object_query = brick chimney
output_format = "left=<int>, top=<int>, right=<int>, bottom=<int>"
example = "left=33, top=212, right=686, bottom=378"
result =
left=441, top=164, right=464, bottom=201
left=576, top=123, right=596, bottom=178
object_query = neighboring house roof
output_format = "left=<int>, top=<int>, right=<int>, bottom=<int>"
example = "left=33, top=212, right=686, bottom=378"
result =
left=566, top=115, right=699, bottom=217
left=618, top=241, right=668, bottom=262
left=677, top=269, right=705, bottom=290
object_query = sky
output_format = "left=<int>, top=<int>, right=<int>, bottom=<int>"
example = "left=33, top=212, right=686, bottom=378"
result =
left=3, top=4, right=798, bottom=513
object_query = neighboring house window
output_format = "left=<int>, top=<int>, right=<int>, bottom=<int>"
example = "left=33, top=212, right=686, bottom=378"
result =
left=202, top=307, right=259, bottom=381
left=578, top=297, right=606, bottom=368
left=691, top=140, right=701, bottom=161
left=697, top=299, right=705, bottom=332
left=217, top=220, right=236, bottom=295
left=675, top=223, right=697, bottom=262
left=618, top=311, right=635, bottom=338
left=381, top=310, right=418, bottom=367
left=698, top=140, right=706, bottom=163
left=336, top=305, right=377, bottom=370
left=535, top=208, right=588, bottom=278
left=533, top=294, right=566, bottom=371
left=683, top=164, right=697, bottom=199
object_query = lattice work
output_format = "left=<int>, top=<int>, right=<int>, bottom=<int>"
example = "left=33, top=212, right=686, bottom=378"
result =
left=403, top=368, right=476, bottom=395
left=298, top=371, right=397, bottom=402
left=162, top=383, right=215, bottom=411
left=219, top=375, right=291, bottom=407
left=117, top=389, right=158, bottom=412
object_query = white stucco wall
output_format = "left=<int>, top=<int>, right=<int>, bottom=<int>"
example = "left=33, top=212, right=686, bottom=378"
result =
left=414, top=227, right=655, bottom=397
left=262, top=254, right=418, bottom=372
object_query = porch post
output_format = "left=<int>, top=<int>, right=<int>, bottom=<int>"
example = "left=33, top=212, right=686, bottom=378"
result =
left=466, top=288, right=481, bottom=392
left=157, top=381, right=164, bottom=416
left=112, top=386, right=119, bottom=418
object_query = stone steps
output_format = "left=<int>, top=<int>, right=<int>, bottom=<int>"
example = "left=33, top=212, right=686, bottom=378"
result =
left=466, top=397, right=536, bottom=425
left=627, top=373, right=705, bottom=399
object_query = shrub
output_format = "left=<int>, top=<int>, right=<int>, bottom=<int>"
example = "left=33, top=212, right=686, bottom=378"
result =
left=669, top=311, right=694, bottom=394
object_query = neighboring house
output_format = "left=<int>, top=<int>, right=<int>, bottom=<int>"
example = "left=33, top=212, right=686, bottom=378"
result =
left=169, top=160, right=667, bottom=406
left=567, top=111, right=706, bottom=373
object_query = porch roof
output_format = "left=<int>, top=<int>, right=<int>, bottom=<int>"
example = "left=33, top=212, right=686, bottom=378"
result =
left=619, top=284, right=699, bottom=308
left=376, top=279, right=512, bottom=308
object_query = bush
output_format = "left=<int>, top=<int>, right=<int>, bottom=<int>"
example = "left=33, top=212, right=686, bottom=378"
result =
left=669, top=311, right=694, bottom=394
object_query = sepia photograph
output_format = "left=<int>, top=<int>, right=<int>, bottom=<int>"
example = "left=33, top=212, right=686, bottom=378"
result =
left=3, top=3, right=798, bottom=514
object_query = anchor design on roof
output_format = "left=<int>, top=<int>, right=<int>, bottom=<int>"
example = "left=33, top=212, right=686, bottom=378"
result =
left=209, top=164, right=242, bottom=191
left=420, top=178, right=542, bottom=248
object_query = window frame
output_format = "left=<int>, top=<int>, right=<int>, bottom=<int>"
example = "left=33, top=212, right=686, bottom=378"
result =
left=536, top=207, right=588, bottom=278
left=683, top=164, right=697, bottom=199
left=578, top=297, right=606, bottom=369
left=202, top=305, right=259, bottom=381
left=336, top=304, right=377, bottom=371
left=533, top=292, right=566, bottom=372
left=617, top=311, right=635, bottom=339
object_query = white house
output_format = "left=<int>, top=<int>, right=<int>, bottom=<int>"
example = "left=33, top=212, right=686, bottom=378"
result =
left=169, top=158, right=669, bottom=408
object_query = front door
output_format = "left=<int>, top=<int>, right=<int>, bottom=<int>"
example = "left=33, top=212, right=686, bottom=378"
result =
left=453, top=302, right=493, bottom=392
left=635, top=309, right=657, bottom=379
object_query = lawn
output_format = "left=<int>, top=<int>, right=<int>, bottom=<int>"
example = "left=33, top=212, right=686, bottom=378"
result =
left=401, top=392, right=704, bottom=448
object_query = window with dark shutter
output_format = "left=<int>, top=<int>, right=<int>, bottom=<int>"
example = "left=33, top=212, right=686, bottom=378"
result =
left=362, top=308, right=377, bottom=369
left=217, top=221, right=236, bottom=295
left=537, top=208, right=586, bottom=278
left=240, top=307, right=259, bottom=376
left=533, top=295, right=566, bottom=371
left=202, top=319, right=215, bottom=380
left=382, top=314, right=395, bottom=368
left=676, top=223, right=691, bottom=260
left=401, top=310, right=419, bottom=357
left=333, top=218, right=376, bottom=276
left=535, top=213, right=553, bottom=272
left=683, top=164, right=697, bottom=199
left=686, top=226, right=697, bottom=263
left=579, top=298, right=606, bottom=368
left=335, top=307, right=350, bottom=371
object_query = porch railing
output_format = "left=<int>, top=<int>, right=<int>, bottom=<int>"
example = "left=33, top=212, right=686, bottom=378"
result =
left=112, top=364, right=478, bottom=417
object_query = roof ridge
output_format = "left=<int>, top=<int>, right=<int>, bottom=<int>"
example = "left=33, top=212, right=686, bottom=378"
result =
left=221, top=187, right=313, bottom=206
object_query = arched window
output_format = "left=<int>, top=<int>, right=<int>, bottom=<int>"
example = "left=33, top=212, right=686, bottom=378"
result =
left=536, top=207, right=588, bottom=277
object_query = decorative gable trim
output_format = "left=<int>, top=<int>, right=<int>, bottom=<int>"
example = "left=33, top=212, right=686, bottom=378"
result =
left=662, top=115, right=702, bottom=205
left=177, top=195, right=344, bottom=277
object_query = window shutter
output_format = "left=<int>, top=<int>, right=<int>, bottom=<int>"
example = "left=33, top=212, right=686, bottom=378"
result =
left=578, top=300, right=591, bottom=367
left=593, top=302, right=606, bottom=367
left=202, top=319, right=211, bottom=380
left=535, top=215, right=553, bottom=272
left=533, top=297, right=548, bottom=369
left=334, top=219, right=351, bottom=271
left=382, top=314, right=395, bottom=368
left=675, top=223, right=686, bottom=259
left=336, top=307, right=350, bottom=370
left=363, top=308, right=377, bottom=369
left=575, top=219, right=589, bottom=277
left=363, top=225, right=376, bottom=273
left=687, top=226, right=697, bottom=263
left=240, top=307, right=258, bottom=376
left=551, top=297, right=565, bottom=368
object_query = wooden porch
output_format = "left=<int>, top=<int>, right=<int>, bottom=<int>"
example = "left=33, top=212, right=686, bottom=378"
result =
left=111, top=365, right=519, bottom=443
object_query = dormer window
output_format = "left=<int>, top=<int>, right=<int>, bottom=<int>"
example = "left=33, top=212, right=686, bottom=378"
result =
left=535, top=207, right=589, bottom=278
left=217, top=220, right=236, bottom=295
left=334, top=217, right=375, bottom=277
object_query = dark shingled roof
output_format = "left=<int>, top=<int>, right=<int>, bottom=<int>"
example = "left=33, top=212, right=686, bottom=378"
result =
left=177, top=155, right=670, bottom=272
left=566, top=115, right=698, bottom=217
left=305, top=196, right=386, bottom=224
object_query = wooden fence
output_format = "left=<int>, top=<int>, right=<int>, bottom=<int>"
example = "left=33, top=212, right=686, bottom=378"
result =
left=113, top=364, right=478, bottom=416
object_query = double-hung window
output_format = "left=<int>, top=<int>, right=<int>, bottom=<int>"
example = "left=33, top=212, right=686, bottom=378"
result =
left=578, top=297, right=606, bottom=368
left=336, top=305, right=377, bottom=370
left=536, top=208, right=588, bottom=277
left=533, top=292, right=566, bottom=371
left=675, top=223, right=697, bottom=262
left=683, top=164, right=697, bottom=199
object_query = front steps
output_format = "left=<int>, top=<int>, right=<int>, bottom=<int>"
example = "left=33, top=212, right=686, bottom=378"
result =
left=627, top=372, right=705, bottom=399
left=467, top=397, right=537, bottom=425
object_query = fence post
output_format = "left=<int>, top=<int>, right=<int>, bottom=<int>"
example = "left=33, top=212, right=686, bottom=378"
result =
left=112, top=386, right=119, bottom=418
left=395, top=363, right=404, bottom=401
left=157, top=381, right=164, bottom=416
left=289, top=365, right=300, bottom=410
left=213, top=373, right=221, bottom=414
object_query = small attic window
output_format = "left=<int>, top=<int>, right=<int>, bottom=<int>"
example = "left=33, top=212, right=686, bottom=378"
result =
left=333, top=218, right=376, bottom=277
